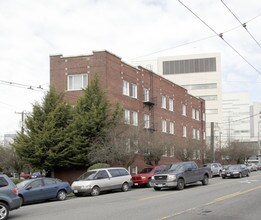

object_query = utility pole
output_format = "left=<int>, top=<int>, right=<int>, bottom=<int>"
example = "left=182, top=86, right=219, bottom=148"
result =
left=211, top=122, right=215, bottom=162
left=15, top=111, right=26, bottom=134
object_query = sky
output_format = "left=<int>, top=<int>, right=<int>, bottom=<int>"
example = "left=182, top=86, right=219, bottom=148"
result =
left=0, top=0, right=260, bottom=138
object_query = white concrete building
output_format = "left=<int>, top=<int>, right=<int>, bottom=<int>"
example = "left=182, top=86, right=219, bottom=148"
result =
left=250, top=102, right=261, bottom=141
left=132, top=53, right=222, bottom=144
left=222, top=92, right=251, bottom=143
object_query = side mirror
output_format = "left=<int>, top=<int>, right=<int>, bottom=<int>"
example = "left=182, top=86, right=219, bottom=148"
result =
left=25, top=186, right=32, bottom=190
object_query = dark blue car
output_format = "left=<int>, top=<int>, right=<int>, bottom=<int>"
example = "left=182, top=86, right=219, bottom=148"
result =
left=17, top=178, right=72, bottom=204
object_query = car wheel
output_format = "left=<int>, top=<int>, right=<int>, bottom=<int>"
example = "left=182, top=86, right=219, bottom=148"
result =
left=176, top=178, right=185, bottom=190
left=154, top=187, right=161, bottom=191
left=91, top=186, right=100, bottom=196
left=0, top=202, right=9, bottom=220
left=222, top=176, right=226, bottom=179
left=239, top=173, right=242, bottom=178
left=147, top=179, right=153, bottom=188
left=122, top=182, right=129, bottom=192
left=57, top=190, right=67, bottom=201
left=202, top=175, right=209, bottom=185
left=247, top=171, right=250, bottom=177
left=19, top=195, right=24, bottom=205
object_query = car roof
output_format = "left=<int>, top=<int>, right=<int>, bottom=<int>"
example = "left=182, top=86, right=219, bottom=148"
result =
left=89, top=167, right=128, bottom=172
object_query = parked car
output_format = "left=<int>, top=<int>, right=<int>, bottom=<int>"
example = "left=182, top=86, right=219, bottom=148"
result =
left=31, top=172, right=44, bottom=179
left=132, top=165, right=166, bottom=187
left=151, top=161, right=211, bottom=191
left=245, top=163, right=257, bottom=172
left=71, top=167, right=133, bottom=196
left=17, top=177, right=72, bottom=204
left=256, top=163, right=261, bottom=170
left=19, top=172, right=31, bottom=179
left=221, top=164, right=249, bottom=179
left=203, top=163, right=223, bottom=177
left=0, top=174, right=21, bottom=220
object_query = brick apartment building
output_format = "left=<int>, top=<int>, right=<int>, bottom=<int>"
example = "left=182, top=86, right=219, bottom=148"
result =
left=50, top=50, right=206, bottom=173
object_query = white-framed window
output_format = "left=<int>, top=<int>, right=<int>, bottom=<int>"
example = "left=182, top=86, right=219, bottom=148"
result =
left=197, top=130, right=200, bottom=140
left=144, top=114, right=150, bottom=128
left=161, top=96, right=167, bottom=109
left=162, top=119, right=167, bottom=133
left=143, top=88, right=149, bottom=102
left=170, top=147, right=175, bottom=157
left=68, top=74, right=88, bottom=91
left=182, top=126, right=187, bottom=137
left=192, top=128, right=196, bottom=139
left=123, top=80, right=129, bottom=96
left=193, top=150, right=197, bottom=159
left=124, top=109, right=130, bottom=124
left=163, top=146, right=168, bottom=157
left=203, top=112, right=206, bottom=121
left=182, top=104, right=187, bottom=116
left=170, top=122, right=175, bottom=134
left=126, top=138, right=131, bottom=153
left=169, top=99, right=173, bottom=111
left=203, top=131, right=206, bottom=140
left=196, top=110, right=200, bottom=120
left=131, top=83, right=138, bottom=99
left=192, top=108, right=196, bottom=119
left=133, top=140, right=139, bottom=154
left=132, top=111, right=138, bottom=126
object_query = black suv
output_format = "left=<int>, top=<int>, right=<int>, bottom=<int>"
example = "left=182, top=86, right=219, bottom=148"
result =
left=0, top=174, right=21, bottom=220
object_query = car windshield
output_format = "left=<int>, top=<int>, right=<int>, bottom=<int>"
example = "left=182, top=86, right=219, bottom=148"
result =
left=228, top=165, right=240, bottom=170
left=139, top=168, right=154, bottom=174
left=17, top=179, right=31, bottom=188
left=78, top=171, right=97, bottom=180
left=169, top=164, right=185, bottom=172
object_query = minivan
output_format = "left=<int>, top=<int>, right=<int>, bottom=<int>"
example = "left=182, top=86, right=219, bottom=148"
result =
left=71, top=167, right=133, bottom=196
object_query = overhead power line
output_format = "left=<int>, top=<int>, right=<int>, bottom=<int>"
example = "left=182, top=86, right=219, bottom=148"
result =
left=220, top=0, right=261, bottom=48
left=0, top=80, right=46, bottom=93
left=219, top=112, right=261, bottom=125
left=178, top=0, right=261, bottom=76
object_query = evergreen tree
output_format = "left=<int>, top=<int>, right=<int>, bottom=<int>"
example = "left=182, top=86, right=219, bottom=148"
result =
left=13, top=86, right=74, bottom=173
left=70, top=74, right=122, bottom=166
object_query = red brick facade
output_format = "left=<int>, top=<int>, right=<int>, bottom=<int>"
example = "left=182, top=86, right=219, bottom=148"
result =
left=50, top=50, right=206, bottom=174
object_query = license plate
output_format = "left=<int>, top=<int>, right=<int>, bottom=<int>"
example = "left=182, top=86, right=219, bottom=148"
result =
left=227, top=174, right=230, bottom=176
left=157, top=184, right=163, bottom=187
left=134, top=183, right=138, bottom=186
left=74, top=190, right=78, bottom=193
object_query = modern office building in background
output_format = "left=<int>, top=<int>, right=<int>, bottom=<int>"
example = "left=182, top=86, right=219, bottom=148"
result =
left=222, top=92, right=251, bottom=143
left=132, top=53, right=222, bottom=145
left=250, top=102, right=261, bottom=141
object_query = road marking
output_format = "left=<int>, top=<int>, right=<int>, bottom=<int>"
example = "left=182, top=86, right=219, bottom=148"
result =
left=140, top=191, right=179, bottom=201
left=158, top=185, right=261, bottom=220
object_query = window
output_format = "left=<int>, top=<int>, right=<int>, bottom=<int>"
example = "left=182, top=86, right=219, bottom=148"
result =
left=68, top=74, right=88, bottom=91
left=163, top=146, right=168, bottom=157
left=192, top=108, right=196, bottom=119
left=192, top=128, right=196, bottom=139
left=196, top=110, right=200, bottom=120
left=118, top=169, right=129, bottom=176
left=126, top=139, right=131, bottom=153
left=144, top=114, right=150, bottom=128
left=182, top=83, right=217, bottom=90
left=162, top=120, right=167, bottom=133
left=29, top=180, right=42, bottom=189
left=108, top=169, right=121, bottom=177
left=143, top=88, right=149, bottom=102
left=182, top=126, right=187, bottom=137
left=44, top=179, right=56, bottom=186
left=182, top=104, right=187, bottom=116
left=170, top=147, right=175, bottom=157
left=124, top=109, right=130, bottom=124
left=123, top=80, right=129, bottom=96
left=197, top=130, right=200, bottom=140
left=132, top=111, right=138, bottom=126
left=202, top=113, right=206, bottom=121
left=170, top=122, right=174, bottom=134
left=0, top=177, right=8, bottom=187
left=95, top=170, right=109, bottom=179
left=169, top=99, right=174, bottom=111
left=203, top=131, right=206, bottom=140
left=130, top=84, right=138, bottom=98
left=161, top=96, right=167, bottom=109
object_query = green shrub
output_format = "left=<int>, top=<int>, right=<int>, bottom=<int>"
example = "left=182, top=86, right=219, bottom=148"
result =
left=88, top=163, right=110, bottom=170
left=12, top=178, right=24, bottom=185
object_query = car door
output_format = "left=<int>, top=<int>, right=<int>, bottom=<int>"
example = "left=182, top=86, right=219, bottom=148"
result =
left=93, top=170, right=111, bottom=191
left=107, top=169, right=123, bottom=190
left=23, top=179, right=44, bottom=203
left=184, top=163, right=198, bottom=183
left=42, top=178, right=59, bottom=200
